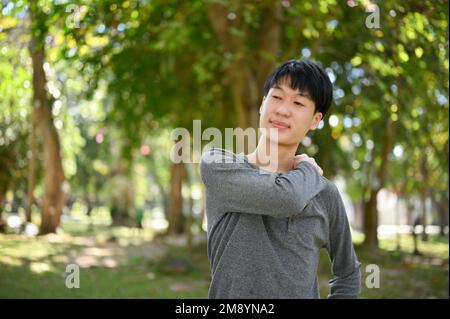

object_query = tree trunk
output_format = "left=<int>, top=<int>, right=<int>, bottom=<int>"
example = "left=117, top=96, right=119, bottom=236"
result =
left=185, top=164, right=196, bottom=252
left=363, top=188, right=379, bottom=249
left=149, top=170, right=169, bottom=220
left=361, top=158, right=378, bottom=249
left=320, top=124, right=333, bottom=178
left=363, top=49, right=401, bottom=248
left=0, top=181, right=8, bottom=233
left=110, top=163, right=135, bottom=227
left=26, top=111, right=37, bottom=223
left=407, top=197, right=421, bottom=255
left=0, top=211, right=4, bottom=233
left=166, top=162, right=186, bottom=235
left=186, top=181, right=193, bottom=253
left=29, top=4, right=66, bottom=235
left=395, top=194, right=402, bottom=251
left=207, top=1, right=282, bottom=153
left=432, top=191, right=449, bottom=236
left=420, top=191, right=429, bottom=242
left=420, top=158, right=429, bottom=241
left=352, top=200, right=364, bottom=232
left=84, top=193, right=94, bottom=230
left=194, top=163, right=206, bottom=233
left=363, top=103, right=398, bottom=248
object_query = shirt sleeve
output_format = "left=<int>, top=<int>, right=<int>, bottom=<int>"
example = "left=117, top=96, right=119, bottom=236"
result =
left=325, top=184, right=362, bottom=299
left=200, top=148, right=328, bottom=219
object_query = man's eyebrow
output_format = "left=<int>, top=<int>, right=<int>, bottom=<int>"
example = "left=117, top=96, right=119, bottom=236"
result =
left=298, top=92, right=312, bottom=100
left=273, top=85, right=312, bottom=100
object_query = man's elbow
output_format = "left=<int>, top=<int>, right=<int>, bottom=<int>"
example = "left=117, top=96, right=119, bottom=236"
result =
left=327, top=268, right=361, bottom=299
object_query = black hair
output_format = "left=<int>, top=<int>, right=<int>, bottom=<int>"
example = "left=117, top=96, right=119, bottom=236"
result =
left=263, top=59, right=333, bottom=117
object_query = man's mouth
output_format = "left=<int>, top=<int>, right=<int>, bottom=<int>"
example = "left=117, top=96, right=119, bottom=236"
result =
left=270, top=120, right=290, bottom=129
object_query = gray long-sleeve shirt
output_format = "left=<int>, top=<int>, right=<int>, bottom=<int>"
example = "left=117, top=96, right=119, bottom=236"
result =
left=200, top=148, right=361, bottom=299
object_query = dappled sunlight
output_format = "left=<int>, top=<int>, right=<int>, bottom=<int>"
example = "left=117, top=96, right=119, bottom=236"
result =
left=29, top=262, right=53, bottom=274
left=1, top=227, right=447, bottom=298
left=81, top=247, right=114, bottom=257
left=0, top=255, right=24, bottom=267
left=169, top=281, right=209, bottom=293
left=73, top=255, right=117, bottom=268
left=70, top=246, right=117, bottom=268
left=0, top=225, right=211, bottom=297
left=51, top=255, right=70, bottom=264
left=378, top=234, right=450, bottom=260
left=2, top=219, right=447, bottom=298
left=353, top=231, right=449, bottom=261
left=401, top=255, right=449, bottom=269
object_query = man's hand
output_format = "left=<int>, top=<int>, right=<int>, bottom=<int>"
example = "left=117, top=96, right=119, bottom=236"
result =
left=293, top=154, right=323, bottom=176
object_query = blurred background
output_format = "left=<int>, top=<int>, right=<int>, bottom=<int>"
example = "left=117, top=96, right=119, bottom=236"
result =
left=0, top=0, right=448, bottom=298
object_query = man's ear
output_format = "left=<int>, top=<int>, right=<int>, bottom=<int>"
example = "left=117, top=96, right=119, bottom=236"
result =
left=259, top=96, right=266, bottom=114
left=310, top=112, right=323, bottom=130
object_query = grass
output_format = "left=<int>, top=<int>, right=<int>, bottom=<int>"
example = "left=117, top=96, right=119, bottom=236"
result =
left=0, top=229, right=210, bottom=298
left=316, top=230, right=448, bottom=298
left=0, top=215, right=448, bottom=299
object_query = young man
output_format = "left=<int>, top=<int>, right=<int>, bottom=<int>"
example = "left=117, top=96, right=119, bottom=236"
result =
left=200, top=59, right=361, bottom=298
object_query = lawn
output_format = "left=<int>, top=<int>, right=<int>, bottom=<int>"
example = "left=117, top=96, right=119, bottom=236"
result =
left=0, top=218, right=448, bottom=299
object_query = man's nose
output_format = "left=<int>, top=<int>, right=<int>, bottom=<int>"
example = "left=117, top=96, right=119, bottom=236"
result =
left=275, top=104, right=290, bottom=116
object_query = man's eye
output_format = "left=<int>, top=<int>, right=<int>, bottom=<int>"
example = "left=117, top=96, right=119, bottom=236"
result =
left=294, top=102, right=305, bottom=106
left=272, top=95, right=281, bottom=100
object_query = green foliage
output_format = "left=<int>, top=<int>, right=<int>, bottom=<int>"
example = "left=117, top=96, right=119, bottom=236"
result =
left=0, top=18, right=31, bottom=200
left=0, top=0, right=448, bottom=254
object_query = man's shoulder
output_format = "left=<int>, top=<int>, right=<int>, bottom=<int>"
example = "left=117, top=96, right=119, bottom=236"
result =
left=312, top=178, right=342, bottom=205
left=319, top=178, right=340, bottom=195
left=309, top=179, right=348, bottom=222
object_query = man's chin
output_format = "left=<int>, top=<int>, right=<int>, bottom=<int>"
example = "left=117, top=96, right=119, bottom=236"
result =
left=266, top=136, right=298, bottom=146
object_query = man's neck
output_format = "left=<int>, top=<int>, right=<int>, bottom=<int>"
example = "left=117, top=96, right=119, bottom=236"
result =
left=246, top=138, right=298, bottom=173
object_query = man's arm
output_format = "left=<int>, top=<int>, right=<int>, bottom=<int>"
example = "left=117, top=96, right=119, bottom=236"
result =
left=325, top=184, right=361, bottom=299
left=200, top=148, right=327, bottom=219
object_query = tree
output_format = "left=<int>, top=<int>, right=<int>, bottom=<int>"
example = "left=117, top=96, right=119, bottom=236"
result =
left=29, top=1, right=67, bottom=234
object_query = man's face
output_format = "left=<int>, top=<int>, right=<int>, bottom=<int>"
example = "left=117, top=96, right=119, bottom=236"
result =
left=259, top=79, right=323, bottom=147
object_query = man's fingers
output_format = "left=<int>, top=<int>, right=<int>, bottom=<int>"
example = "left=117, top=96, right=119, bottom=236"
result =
left=295, top=154, right=323, bottom=175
